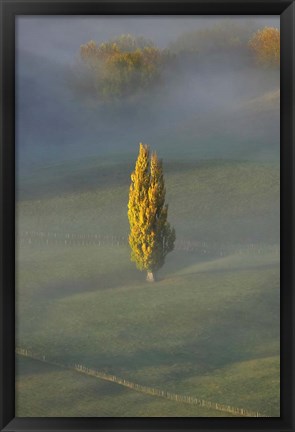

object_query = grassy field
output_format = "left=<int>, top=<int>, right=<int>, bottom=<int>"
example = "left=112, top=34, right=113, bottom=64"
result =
left=16, top=356, right=236, bottom=417
left=15, top=158, right=280, bottom=417
left=17, top=158, right=279, bottom=244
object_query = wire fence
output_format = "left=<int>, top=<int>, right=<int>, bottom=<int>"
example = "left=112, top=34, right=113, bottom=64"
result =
left=17, top=230, right=279, bottom=257
left=16, top=347, right=268, bottom=418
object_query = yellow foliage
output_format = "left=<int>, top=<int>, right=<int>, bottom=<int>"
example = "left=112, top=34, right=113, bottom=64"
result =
left=128, top=144, right=175, bottom=274
left=248, top=27, right=280, bottom=67
left=79, top=35, right=163, bottom=100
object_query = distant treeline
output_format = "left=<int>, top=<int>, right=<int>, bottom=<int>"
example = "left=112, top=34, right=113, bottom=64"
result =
left=72, top=26, right=279, bottom=101
left=16, top=347, right=268, bottom=417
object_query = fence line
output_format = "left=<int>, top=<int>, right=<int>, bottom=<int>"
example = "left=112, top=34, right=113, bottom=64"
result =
left=16, top=347, right=268, bottom=418
left=17, top=230, right=279, bottom=256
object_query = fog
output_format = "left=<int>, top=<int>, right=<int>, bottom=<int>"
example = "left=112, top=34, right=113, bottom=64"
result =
left=16, top=16, right=280, bottom=173
left=15, top=20, right=280, bottom=414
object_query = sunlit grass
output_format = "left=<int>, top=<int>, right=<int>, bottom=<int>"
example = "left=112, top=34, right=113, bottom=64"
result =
left=17, top=356, right=234, bottom=417
left=17, top=159, right=279, bottom=243
left=16, top=242, right=279, bottom=416
left=15, top=157, right=280, bottom=417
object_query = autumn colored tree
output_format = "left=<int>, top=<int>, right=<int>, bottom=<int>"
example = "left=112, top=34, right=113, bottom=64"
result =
left=248, top=27, right=280, bottom=67
left=79, top=34, right=164, bottom=100
left=128, top=144, right=175, bottom=282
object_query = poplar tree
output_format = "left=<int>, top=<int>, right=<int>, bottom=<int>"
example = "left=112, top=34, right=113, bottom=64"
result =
left=128, top=143, right=175, bottom=282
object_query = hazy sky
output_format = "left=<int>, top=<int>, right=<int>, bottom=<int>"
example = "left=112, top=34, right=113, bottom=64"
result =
left=16, top=15, right=279, bottom=63
left=16, top=15, right=280, bottom=168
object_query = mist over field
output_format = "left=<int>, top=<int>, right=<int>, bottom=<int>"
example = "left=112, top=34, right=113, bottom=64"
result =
left=16, top=16, right=279, bottom=171
left=16, top=16, right=280, bottom=418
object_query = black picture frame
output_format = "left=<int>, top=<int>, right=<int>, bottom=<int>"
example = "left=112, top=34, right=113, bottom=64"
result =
left=0, top=1, right=294, bottom=431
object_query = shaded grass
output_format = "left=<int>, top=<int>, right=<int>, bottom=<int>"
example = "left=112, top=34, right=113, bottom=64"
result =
left=17, top=159, right=279, bottom=243
left=15, top=157, right=280, bottom=417
left=16, top=243, right=279, bottom=416
left=16, top=356, right=235, bottom=417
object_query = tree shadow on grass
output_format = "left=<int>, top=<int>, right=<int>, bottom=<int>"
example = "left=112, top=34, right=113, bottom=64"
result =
left=41, top=274, right=279, bottom=391
left=30, top=248, right=216, bottom=301
left=31, top=266, right=143, bottom=302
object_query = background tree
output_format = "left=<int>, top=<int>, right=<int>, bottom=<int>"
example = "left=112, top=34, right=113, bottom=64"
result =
left=248, top=27, right=280, bottom=67
left=128, top=144, right=175, bottom=282
left=79, top=34, right=165, bottom=101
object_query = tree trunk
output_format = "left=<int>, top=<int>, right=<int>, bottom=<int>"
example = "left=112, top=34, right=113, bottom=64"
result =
left=146, top=271, right=156, bottom=282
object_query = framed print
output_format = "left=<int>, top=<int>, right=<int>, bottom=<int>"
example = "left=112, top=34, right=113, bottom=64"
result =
left=0, top=0, right=294, bottom=431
